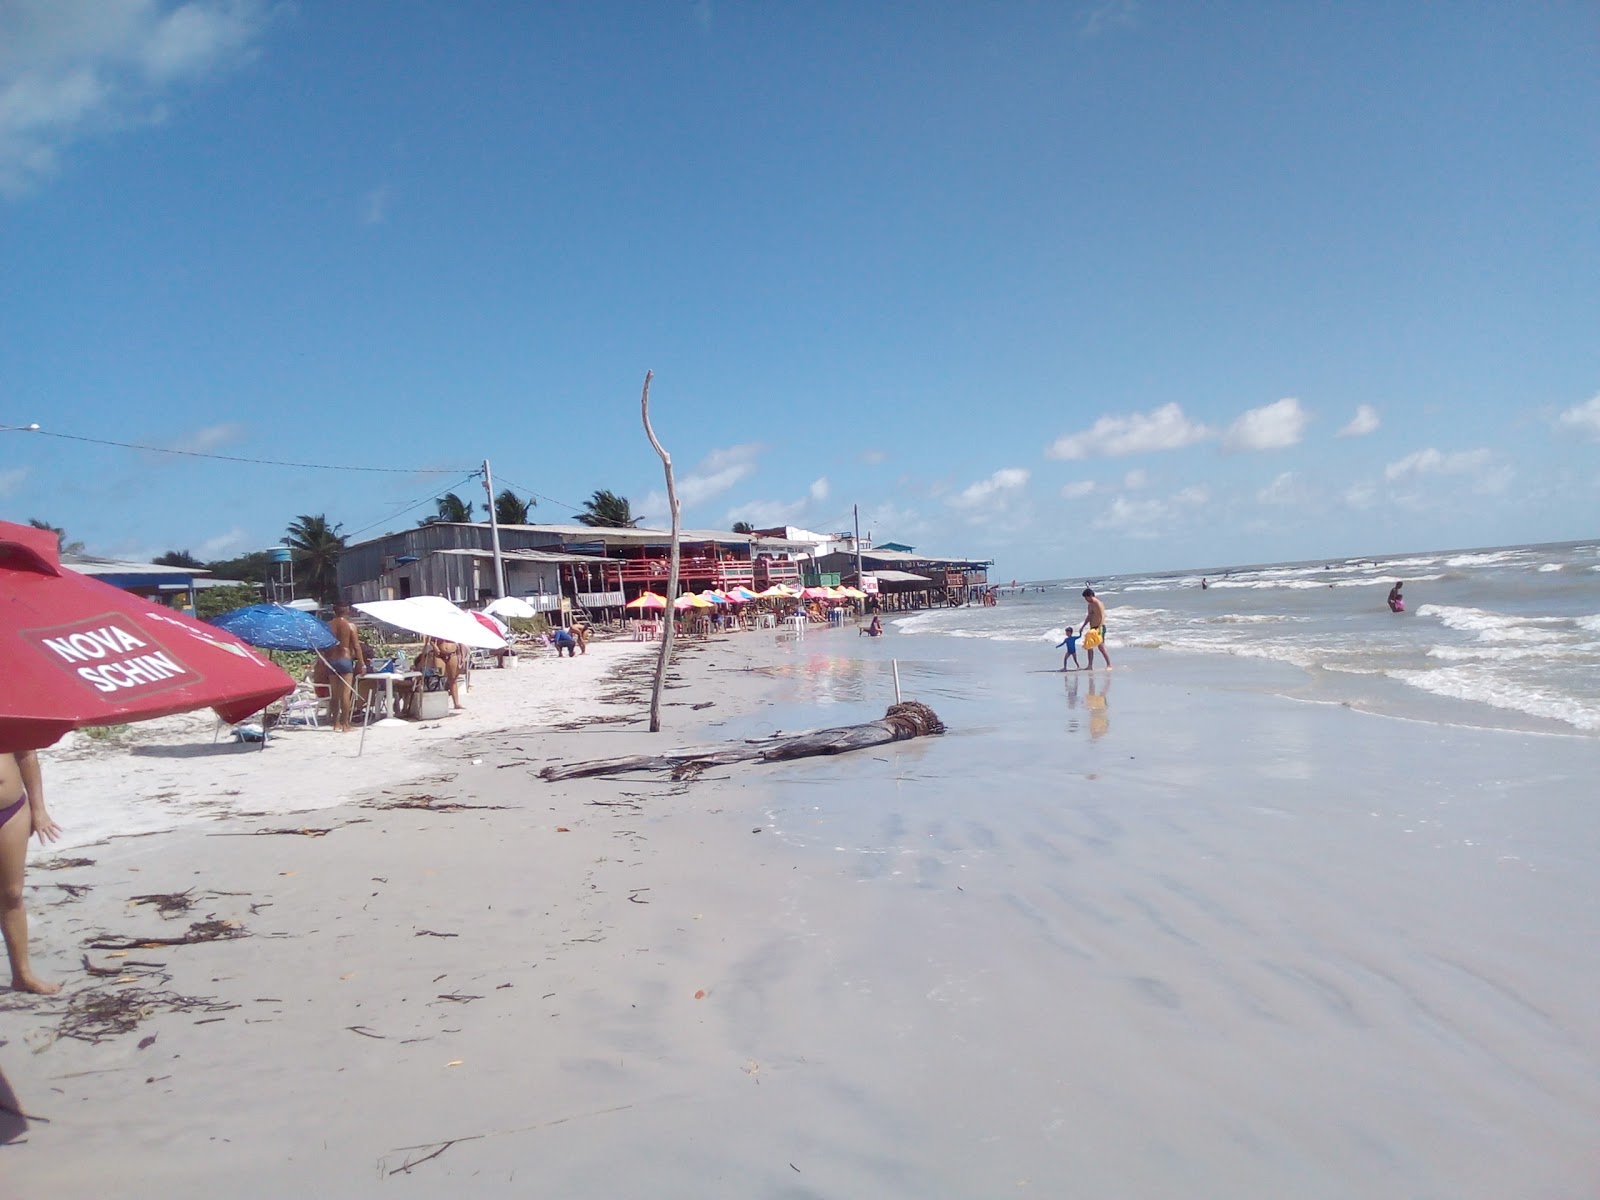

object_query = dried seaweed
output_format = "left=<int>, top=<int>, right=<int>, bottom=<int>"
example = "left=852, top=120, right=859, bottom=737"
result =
left=85, top=919, right=247, bottom=950
left=367, top=794, right=508, bottom=813
left=59, top=986, right=237, bottom=1044
left=36, top=857, right=95, bottom=871
left=127, top=889, right=196, bottom=918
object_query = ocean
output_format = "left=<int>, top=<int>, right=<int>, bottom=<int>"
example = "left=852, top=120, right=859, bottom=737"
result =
left=887, top=537, right=1600, bottom=738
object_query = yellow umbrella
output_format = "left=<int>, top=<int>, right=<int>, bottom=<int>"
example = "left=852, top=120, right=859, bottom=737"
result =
left=626, top=592, right=668, bottom=610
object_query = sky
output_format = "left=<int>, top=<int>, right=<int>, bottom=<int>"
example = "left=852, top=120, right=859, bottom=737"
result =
left=1, top=0, right=1596, bottom=579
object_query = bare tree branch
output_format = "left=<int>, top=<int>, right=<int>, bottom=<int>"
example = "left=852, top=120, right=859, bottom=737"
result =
left=640, top=370, right=679, bottom=733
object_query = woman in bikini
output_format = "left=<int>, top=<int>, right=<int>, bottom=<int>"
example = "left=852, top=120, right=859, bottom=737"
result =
left=1, top=750, right=63, bottom=994
left=419, top=638, right=464, bottom=708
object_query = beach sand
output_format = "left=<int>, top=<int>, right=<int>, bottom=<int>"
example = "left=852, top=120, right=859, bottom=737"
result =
left=3, top=626, right=1597, bottom=1198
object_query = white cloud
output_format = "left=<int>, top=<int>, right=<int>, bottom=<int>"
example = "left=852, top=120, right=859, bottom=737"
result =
left=949, top=466, right=1029, bottom=509
left=1337, top=404, right=1380, bottom=438
left=674, top=442, right=763, bottom=509
left=1223, top=397, right=1308, bottom=452
left=808, top=477, right=829, bottom=503
left=1382, top=447, right=1511, bottom=498
left=197, top=525, right=245, bottom=555
left=859, top=449, right=886, bottom=465
left=1093, top=484, right=1209, bottom=536
left=171, top=421, right=245, bottom=454
left=1122, top=467, right=1148, bottom=490
left=1046, top=403, right=1211, bottom=460
left=723, top=499, right=795, bottom=529
left=0, top=465, right=28, bottom=496
left=1556, top=393, right=1600, bottom=440
left=1081, top=0, right=1138, bottom=37
left=1384, top=447, right=1491, bottom=482
left=0, top=0, right=267, bottom=196
left=1342, top=481, right=1377, bottom=510
left=1060, top=480, right=1097, bottom=500
left=362, top=184, right=390, bottom=225
left=1256, top=471, right=1300, bottom=505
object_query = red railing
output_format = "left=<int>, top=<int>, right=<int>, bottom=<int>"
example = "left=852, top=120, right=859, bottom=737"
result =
left=616, top=558, right=757, bottom=589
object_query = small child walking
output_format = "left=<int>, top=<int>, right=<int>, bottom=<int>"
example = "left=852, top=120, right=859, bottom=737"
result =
left=1056, top=628, right=1082, bottom=670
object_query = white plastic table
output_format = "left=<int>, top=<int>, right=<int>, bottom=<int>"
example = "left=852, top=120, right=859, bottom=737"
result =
left=360, top=671, right=421, bottom=726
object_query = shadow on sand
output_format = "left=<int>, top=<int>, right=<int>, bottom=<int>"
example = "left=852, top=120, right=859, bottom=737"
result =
left=130, top=742, right=263, bottom=759
left=0, top=1060, right=33, bottom=1143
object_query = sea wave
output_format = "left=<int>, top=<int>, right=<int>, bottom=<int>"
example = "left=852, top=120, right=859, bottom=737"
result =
left=1386, top=665, right=1600, bottom=732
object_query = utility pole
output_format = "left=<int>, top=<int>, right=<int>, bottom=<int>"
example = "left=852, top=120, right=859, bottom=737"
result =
left=482, top=459, right=506, bottom=599
left=853, top=503, right=864, bottom=586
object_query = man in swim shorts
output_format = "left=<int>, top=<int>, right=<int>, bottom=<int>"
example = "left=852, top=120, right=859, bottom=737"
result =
left=325, top=603, right=368, bottom=732
left=1079, top=588, right=1111, bottom=670
left=1, top=751, right=63, bottom=994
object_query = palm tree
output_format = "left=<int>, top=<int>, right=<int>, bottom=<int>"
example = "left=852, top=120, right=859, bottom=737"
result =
left=154, top=549, right=203, bottom=568
left=419, top=492, right=474, bottom=526
left=285, top=514, right=347, bottom=604
left=731, top=521, right=755, bottom=535
left=489, top=489, right=535, bottom=526
left=573, top=489, right=640, bottom=528
left=28, top=518, right=85, bottom=555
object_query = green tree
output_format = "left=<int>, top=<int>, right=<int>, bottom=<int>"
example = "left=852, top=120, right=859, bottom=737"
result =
left=195, top=583, right=262, bottom=620
left=419, top=493, right=474, bottom=526
left=206, top=549, right=273, bottom=584
left=154, top=549, right=204, bottom=568
left=285, top=514, right=347, bottom=604
left=573, top=489, right=640, bottom=528
left=488, top=488, right=535, bottom=526
left=28, top=518, right=85, bottom=555
left=731, top=521, right=755, bottom=535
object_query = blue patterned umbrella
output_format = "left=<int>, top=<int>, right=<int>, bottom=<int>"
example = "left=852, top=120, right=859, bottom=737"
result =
left=207, top=603, right=337, bottom=652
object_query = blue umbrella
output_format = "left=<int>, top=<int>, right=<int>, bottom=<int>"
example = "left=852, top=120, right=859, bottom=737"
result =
left=208, top=604, right=337, bottom=652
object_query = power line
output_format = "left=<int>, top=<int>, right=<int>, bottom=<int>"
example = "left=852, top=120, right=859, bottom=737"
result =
left=344, top=473, right=485, bottom=540
left=492, top=476, right=585, bottom=519
left=26, top=428, right=469, bottom=475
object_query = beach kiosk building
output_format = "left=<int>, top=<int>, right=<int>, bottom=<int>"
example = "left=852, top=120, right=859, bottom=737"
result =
left=336, top=523, right=820, bottom=618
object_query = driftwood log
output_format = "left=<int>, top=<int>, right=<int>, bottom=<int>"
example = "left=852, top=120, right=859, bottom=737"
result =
left=539, top=702, right=945, bottom=782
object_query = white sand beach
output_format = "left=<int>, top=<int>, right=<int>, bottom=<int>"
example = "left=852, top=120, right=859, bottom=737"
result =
left=3, top=624, right=1598, bottom=1198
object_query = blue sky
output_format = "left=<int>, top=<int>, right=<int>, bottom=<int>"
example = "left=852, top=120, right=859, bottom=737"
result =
left=1, top=1, right=1596, bottom=579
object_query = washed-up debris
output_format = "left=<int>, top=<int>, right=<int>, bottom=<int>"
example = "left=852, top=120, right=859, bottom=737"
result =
left=37, top=857, right=95, bottom=871
left=86, top=919, right=247, bottom=950
left=59, top=986, right=237, bottom=1044
left=540, top=702, right=946, bottom=782
left=367, top=794, right=508, bottom=813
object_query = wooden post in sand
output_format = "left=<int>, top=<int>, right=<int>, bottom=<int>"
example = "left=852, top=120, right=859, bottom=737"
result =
left=641, top=370, right=679, bottom=733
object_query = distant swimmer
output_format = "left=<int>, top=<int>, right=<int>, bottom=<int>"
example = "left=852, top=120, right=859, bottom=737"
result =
left=1056, top=627, right=1082, bottom=670
left=1079, top=588, right=1111, bottom=670
left=1387, top=581, right=1405, bottom=613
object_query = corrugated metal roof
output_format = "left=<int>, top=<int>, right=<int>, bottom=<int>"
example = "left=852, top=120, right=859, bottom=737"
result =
left=62, top=556, right=211, bottom=577
left=430, top=547, right=607, bottom=565
left=870, top=569, right=934, bottom=582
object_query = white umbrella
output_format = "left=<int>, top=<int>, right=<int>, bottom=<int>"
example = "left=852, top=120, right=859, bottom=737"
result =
left=484, top=596, right=537, bottom=619
left=354, top=596, right=507, bottom=649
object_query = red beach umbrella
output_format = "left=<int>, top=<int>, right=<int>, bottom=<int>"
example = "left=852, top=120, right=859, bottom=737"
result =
left=0, top=520, right=297, bottom=754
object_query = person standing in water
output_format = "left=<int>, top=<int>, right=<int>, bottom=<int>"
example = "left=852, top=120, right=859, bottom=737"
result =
left=1, top=750, right=62, bottom=994
left=1079, top=588, right=1112, bottom=670
left=1388, top=581, right=1405, bottom=612
left=1056, top=627, right=1082, bottom=670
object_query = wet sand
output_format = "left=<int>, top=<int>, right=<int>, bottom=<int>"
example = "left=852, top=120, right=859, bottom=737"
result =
left=3, top=626, right=1597, bottom=1198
